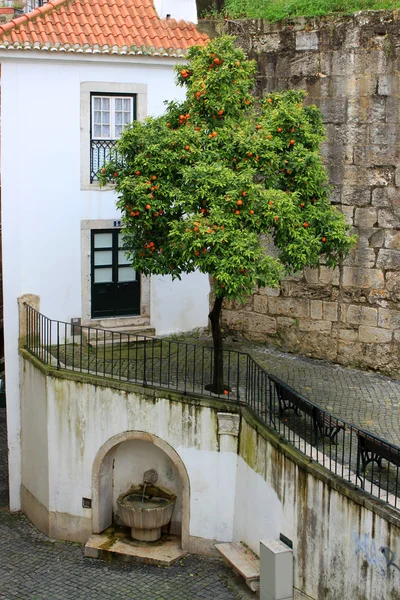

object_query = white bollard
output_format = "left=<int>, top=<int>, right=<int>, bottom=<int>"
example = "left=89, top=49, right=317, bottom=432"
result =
left=260, top=539, right=293, bottom=600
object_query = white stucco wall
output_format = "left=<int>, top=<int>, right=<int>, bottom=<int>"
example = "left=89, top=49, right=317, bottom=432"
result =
left=1, top=53, right=210, bottom=508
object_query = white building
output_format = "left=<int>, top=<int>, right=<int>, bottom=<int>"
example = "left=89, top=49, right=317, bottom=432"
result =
left=0, top=0, right=210, bottom=512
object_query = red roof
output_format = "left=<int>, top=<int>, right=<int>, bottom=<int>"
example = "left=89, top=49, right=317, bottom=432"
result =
left=0, top=0, right=208, bottom=56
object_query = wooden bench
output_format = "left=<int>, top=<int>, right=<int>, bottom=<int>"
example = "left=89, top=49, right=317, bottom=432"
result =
left=357, top=430, right=400, bottom=482
left=215, top=542, right=260, bottom=592
left=270, top=376, right=345, bottom=446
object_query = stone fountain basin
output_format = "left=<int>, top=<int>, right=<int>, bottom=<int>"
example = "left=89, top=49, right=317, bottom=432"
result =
left=117, top=491, right=176, bottom=542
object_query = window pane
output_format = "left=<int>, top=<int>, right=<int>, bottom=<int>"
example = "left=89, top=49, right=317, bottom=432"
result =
left=115, top=98, right=122, bottom=110
left=115, top=125, right=123, bottom=138
left=123, top=112, right=130, bottom=124
left=94, top=232, right=112, bottom=248
left=102, top=125, right=110, bottom=138
left=102, top=111, right=110, bottom=124
left=94, top=111, right=101, bottom=123
left=93, top=125, right=101, bottom=138
left=93, top=97, right=101, bottom=110
left=118, top=250, right=130, bottom=265
left=115, top=111, right=122, bottom=125
left=123, top=98, right=131, bottom=111
left=94, top=268, right=113, bottom=283
left=118, top=267, right=136, bottom=282
left=94, top=250, right=112, bottom=266
left=102, top=97, right=110, bottom=110
left=118, top=233, right=124, bottom=247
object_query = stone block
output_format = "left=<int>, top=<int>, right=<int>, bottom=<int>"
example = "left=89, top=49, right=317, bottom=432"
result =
left=354, top=208, right=378, bottom=227
left=385, top=97, right=400, bottom=124
left=385, top=231, right=400, bottom=249
left=346, top=304, right=378, bottom=326
left=243, top=313, right=277, bottom=335
left=369, top=123, right=398, bottom=146
left=354, top=145, right=399, bottom=166
left=254, top=295, right=269, bottom=314
left=386, top=272, right=400, bottom=294
left=253, top=34, right=281, bottom=53
left=222, top=310, right=244, bottom=331
left=319, top=266, right=340, bottom=286
left=341, top=205, right=355, bottom=225
left=342, top=267, right=384, bottom=289
left=319, top=98, right=348, bottom=124
left=367, top=167, right=394, bottom=188
left=339, top=329, right=358, bottom=341
left=323, top=301, right=338, bottom=322
left=372, top=186, right=400, bottom=208
left=396, top=166, right=400, bottom=188
left=358, top=326, right=393, bottom=344
left=343, top=246, right=376, bottom=268
left=376, top=249, right=400, bottom=270
left=310, top=300, right=323, bottom=320
left=258, top=286, right=280, bottom=297
left=298, top=319, right=332, bottom=333
left=277, top=317, right=296, bottom=327
left=378, top=308, right=400, bottom=330
left=267, top=297, right=309, bottom=318
left=365, top=228, right=385, bottom=248
left=296, top=31, right=319, bottom=51
left=340, top=187, right=371, bottom=206
left=378, top=209, right=399, bottom=228
left=304, top=267, right=319, bottom=285
left=377, top=75, right=392, bottom=96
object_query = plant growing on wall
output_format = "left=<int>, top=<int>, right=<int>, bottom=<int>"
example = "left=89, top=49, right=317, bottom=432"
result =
left=100, top=36, right=356, bottom=394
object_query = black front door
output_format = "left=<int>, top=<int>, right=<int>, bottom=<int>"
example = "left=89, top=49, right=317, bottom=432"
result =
left=91, top=229, right=140, bottom=319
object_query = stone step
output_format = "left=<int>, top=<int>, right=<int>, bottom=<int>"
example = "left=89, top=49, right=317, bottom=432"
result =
left=82, top=324, right=156, bottom=346
left=215, top=542, right=260, bottom=592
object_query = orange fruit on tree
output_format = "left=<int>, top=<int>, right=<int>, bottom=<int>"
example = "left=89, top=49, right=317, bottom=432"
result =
left=322, top=237, right=327, bottom=242
left=218, top=109, right=224, bottom=115
left=237, top=200, right=243, bottom=206
left=250, top=209, right=254, bottom=215
left=277, top=127, right=282, bottom=133
left=235, top=210, right=241, bottom=215
left=267, top=98, right=273, bottom=103
left=289, top=139, right=295, bottom=145
left=151, top=175, right=157, bottom=180
left=145, top=204, right=151, bottom=210
left=303, top=222, right=309, bottom=228
left=135, top=170, right=141, bottom=175
left=274, top=215, right=279, bottom=221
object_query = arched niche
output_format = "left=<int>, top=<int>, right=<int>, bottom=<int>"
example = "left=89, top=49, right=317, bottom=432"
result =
left=91, top=431, right=190, bottom=549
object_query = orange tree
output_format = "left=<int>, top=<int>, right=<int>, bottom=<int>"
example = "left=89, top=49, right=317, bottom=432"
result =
left=100, top=36, right=356, bottom=394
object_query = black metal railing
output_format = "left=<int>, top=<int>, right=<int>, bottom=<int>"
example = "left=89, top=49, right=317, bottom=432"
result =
left=90, top=140, right=119, bottom=183
left=24, top=304, right=400, bottom=510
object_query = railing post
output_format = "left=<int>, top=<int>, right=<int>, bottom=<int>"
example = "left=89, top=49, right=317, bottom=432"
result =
left=18, top=294, right=40, bottom=349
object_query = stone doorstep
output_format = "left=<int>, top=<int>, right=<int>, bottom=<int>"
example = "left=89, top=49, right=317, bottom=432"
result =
left=85, top=531, right=187, bottom=566
left=215, top=542, right=260, bottom=593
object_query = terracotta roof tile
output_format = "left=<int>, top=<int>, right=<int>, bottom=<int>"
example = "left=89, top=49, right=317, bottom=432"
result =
left=0, top=0, right=208, bottom=55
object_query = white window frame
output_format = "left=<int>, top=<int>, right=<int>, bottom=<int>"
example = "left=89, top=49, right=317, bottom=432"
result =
left=80, top=82, right=147, bottom=190
left=91, top=95, right=135, bottom=140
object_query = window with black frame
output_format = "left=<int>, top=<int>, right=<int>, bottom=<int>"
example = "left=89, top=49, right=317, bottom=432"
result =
left=90, top=93, right=136, bottom=183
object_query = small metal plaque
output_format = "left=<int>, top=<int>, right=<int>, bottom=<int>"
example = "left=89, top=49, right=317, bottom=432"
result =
left=82, top=497, right=92, bottom=509
left=113, top=220, right=121, bottom=227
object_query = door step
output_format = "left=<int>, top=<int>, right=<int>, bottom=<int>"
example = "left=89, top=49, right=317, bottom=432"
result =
left=82, top=324, right=156, bottom=346
left=215, top=542, right=260, bottom=592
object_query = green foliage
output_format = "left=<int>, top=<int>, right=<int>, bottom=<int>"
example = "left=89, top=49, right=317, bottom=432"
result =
left=223, top=0, right=400, bottom=20
left=100, top=36, right=356, bottom=301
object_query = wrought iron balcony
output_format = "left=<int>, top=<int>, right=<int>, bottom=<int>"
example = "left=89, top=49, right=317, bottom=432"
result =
left=90, top=139, right=120, bottom=183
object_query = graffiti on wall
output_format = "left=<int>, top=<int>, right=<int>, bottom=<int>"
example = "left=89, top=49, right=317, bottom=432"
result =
left=354, top=532, right=400, bottom=578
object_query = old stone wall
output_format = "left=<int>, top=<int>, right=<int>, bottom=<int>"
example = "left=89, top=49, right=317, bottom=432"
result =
left=201, top=11, right=400, bottom=376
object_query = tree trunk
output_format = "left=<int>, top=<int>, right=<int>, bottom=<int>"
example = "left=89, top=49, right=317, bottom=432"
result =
left=206, top=295, right=224, bottom=394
